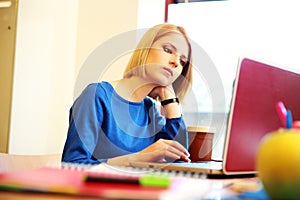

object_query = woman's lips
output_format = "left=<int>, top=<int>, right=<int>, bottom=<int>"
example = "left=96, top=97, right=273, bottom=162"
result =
left=163, top=67, right=173, bottom=76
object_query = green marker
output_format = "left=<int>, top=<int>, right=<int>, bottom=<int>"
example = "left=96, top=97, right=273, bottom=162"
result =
left=139, top=175, right=171, bottom=188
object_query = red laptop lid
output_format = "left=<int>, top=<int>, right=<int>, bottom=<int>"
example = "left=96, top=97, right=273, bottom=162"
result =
left=223, top=57, right=300, bottom=174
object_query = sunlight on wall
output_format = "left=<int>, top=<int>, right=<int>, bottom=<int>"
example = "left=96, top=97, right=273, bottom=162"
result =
left=169, top=0, right=300, bottom=113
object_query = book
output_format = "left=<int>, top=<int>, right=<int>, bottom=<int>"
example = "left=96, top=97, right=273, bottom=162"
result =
left=0, top=163, right=260, bottom=199
left=0, top=165, right=169, bottom=199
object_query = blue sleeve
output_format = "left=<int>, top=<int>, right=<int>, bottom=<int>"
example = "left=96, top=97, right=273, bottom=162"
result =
left=149, top=100, right=188, bottom=149
left=62, top=84, right=107, bottom=164
left=155, top=116, right=188, bottom=149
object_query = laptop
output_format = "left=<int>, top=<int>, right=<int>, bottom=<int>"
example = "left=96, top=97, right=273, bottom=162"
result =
left=130, top=57, right=300, bottom=176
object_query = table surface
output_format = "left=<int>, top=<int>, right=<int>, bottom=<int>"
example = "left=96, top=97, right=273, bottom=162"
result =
left=0, top=153, right=262, bottom=199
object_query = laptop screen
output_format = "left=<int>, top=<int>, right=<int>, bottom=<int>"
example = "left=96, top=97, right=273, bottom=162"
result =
left=223, top=57, right=300, bottom=174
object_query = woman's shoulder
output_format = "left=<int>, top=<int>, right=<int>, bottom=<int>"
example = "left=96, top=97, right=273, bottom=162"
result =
left=80, top=81, right=115, bottom=97
left=85, top=81, right=115, bottom=90
left=94, top=80, right=119, bottom=91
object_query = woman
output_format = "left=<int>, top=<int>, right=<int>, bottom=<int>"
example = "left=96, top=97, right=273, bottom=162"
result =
left=62, top=23, right=193, bottom=166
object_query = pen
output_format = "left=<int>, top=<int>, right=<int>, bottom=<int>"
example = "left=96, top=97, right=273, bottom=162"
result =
left=276, top=101, right=287, bottom=127
left=286, top=109, right=293, bottom=129
left=85, top=174, right=171, bottom=188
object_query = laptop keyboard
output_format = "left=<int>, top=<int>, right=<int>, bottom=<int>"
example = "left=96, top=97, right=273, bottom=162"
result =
left=173, top=161, right=223, bottom=170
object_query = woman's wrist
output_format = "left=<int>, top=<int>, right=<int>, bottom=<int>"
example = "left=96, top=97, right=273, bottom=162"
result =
left=107, top=154, right=134, bottom=167
left=161, top=98, right=179, bottom=106
left=160, top=98, right=182, bottom=118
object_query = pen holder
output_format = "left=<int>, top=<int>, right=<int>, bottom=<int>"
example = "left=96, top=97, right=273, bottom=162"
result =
left=188, top=126, right=215, bottom=162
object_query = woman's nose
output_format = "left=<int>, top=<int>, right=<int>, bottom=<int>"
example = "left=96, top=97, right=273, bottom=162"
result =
left=169, top=54, right=180, bottom=68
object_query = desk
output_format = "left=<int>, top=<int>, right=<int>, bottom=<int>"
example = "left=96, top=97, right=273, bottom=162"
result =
left=0, top=153, right=61, bottom=172
left=0, top=178, right=259, bottom=200
left=0, top=191, right=103, bottom=200
left=0, top=154, right=262, bottom=200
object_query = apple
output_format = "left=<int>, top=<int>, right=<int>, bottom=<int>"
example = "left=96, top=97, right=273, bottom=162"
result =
left=256, top=129, right=300, bottom=199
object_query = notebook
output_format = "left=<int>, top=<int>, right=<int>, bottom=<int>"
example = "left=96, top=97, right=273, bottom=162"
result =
left=0, top=166, right=168, bottom=199
left=130, top=57, right=300, bottom=176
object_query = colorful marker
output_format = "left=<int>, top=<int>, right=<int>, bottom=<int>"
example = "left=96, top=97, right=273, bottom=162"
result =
left=286, top=109, right=293, bottom=129
left=85, top=173, right=171, bottom=188
left=276, top=101, right=287, bottom=127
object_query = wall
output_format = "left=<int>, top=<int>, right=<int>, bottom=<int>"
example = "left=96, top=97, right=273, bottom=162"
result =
left=74, top=0, right=165, bottom=95
left=74, top=0, right=139, bottom=84
left=96, top=0, right=165, bottom=97
left=8, top=0, right=157, bottom=154
left=168, top=0, right=300, bottom=111
left=9, top=0, right=78, bottom=154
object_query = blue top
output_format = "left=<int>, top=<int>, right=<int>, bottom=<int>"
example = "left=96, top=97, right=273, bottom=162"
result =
left=62, top=82, right=187, bottom=164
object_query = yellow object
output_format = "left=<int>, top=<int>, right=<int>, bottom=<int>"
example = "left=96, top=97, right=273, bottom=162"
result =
left=256, top=129, right=300, bottom=199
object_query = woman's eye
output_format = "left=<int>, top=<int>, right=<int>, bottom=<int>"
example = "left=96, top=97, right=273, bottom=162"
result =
left=180, top=59, right=187, bottom=67
left=180, top=58, right=188, bottom=67
left=163, top=46, right=173, bottom=54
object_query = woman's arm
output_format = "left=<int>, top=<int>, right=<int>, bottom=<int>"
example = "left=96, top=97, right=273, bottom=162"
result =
left=149, top=84, right=181, bottom=119
left=62, top=84, right=103, bottom=164
left=149, top=85, right=188, bottom=149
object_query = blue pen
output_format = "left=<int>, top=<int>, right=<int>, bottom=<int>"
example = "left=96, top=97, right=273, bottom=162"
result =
left=286, top=109, right=293, bottom=129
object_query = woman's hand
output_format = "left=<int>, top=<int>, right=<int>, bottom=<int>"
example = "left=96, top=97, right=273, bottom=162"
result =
left=148, top=84, right=176, bottom=101
left=134, top=139, right=191, bottom=163
left=107, top=139, right=190, bottom=166
left=149, top=85, right=181, bottom=118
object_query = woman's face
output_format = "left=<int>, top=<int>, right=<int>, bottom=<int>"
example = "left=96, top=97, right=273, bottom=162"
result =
left=144, top=32, right=189, bottom=86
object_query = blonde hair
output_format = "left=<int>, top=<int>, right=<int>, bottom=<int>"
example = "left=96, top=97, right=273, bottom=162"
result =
left=123, top=23, right=193, bottom=100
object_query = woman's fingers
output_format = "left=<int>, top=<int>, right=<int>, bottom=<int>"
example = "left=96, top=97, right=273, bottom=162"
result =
left=161, top=139, right=190, bottom=157
left=138, top=139, right=191, bottom=163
